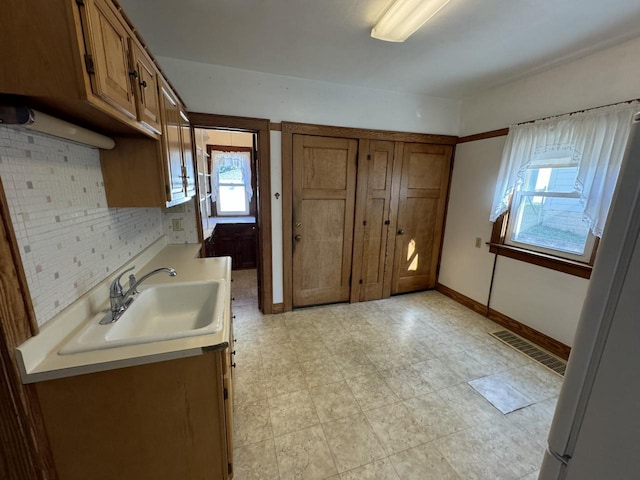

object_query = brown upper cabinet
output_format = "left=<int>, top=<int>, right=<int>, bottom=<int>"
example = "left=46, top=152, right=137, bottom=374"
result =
left=1, top=0, right=166, bottom=136
left=130, top=41, right=162, bottom=134
left=81, top=0, right=138, bottom=121
left=1, top=0, right=196, bottom=208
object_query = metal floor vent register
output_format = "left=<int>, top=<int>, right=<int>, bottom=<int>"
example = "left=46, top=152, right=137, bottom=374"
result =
left=490, top=330, right=567, bottom=377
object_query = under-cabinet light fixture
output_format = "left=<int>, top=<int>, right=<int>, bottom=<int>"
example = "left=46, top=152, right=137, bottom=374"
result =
left=0, top=106, right=115, bottom=149
left=371, top=0, right=452, bottom=42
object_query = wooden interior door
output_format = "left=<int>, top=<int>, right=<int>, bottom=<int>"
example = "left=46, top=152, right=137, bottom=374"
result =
left=391, top=143, right=452, bottom=295
left=292, top=135, right=358, bottom=307
left=352, top=140, right=396, bottom=302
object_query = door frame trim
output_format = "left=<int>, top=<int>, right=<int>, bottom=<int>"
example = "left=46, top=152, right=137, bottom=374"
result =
left=281, top=121, right=457, bottom=312
left=189, top=112, right=274, bottom=314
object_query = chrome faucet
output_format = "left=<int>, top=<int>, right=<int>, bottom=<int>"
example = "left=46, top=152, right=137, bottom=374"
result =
left=102, top=266, right=177, bottom=324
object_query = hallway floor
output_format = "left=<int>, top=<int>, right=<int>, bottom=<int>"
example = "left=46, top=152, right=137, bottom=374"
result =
left=230, top=270, right=561, bottom=480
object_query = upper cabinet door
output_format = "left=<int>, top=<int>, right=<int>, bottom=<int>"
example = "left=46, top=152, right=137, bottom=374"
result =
left=390, top=143, right=453, bottom=295
left=131, top=41, right=161, bottom=133
left=159, top=81, right=185, bottom=204
left=82, top=0, right=136, bottom=119
left=179, top=109, right=196, bottom=197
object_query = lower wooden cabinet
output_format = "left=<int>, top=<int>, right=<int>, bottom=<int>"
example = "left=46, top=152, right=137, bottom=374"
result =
left=208, top=223, right=257, bottom=270
left=35, top=347, right=234, bottom=480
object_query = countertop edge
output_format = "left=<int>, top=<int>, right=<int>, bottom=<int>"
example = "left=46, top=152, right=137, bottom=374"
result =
left=17, top=243, right=232, bottom=383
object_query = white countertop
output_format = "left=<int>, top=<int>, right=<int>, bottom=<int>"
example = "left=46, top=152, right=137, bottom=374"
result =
left=16, top=239, right=232, bottom=384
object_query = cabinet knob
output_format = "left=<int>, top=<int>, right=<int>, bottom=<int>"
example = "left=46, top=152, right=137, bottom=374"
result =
left=232, top=315, right=236, bottom=319
left=231, top=350, right=236, bottom=356
left=139, top=80, right=147, bottom=88
left=128, top=70, right=138, bottom=78
left=231, top=362, right=236, bottom=368
left=397, top=229, right=405, bottom=235
left=294, top=235, right=302, bottom=242
left=234, top=338, right=237, bottom=343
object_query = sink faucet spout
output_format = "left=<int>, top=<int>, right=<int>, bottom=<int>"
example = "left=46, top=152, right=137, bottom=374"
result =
left=103, top=267, right=177, bottom=324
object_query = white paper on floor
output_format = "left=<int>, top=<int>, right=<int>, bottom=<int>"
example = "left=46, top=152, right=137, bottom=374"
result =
left=468, top=375, right=534, bottom=414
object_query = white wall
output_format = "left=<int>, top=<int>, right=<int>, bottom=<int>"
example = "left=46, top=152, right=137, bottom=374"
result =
left=439, top=137, right=589, bottom=346
left=0, top=127, right=164, bottom=326
left=461, top=36, right=640, bottom=136
left=439, top=137, right=505, bottom=304
left=158, top=57, right=462, bottom=134
left=207, top=130, right=253, bottom=148
left=441, top=36, right=640, bottom=346
left=159, top=56, right=462, bottom=304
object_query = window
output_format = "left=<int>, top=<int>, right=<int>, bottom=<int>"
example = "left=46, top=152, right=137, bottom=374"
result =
left=505, top=164, right=596, bottom=263
left=216, top=163, right=249, bottom=215
left=209, top=147, right=254, bottom=216
left=489, top=104, right=638, bottom=278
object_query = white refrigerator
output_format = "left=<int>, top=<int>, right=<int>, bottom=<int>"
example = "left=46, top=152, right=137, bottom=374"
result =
left=539, top=112, right=640, bottom=479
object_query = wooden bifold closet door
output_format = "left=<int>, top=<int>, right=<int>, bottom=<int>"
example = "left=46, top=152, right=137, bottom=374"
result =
left=290, top=132, right=452, bottom=308
left=351, top=140, right=397, bottom=302
left=390, top=143, right=452, bottom=294
left=292, top=134, right=358, bottom=307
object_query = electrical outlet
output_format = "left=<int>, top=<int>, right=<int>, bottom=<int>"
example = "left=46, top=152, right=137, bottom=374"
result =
left=172, top=218, right=183, bottom=231
left=475, top=237, right=482, bottom=248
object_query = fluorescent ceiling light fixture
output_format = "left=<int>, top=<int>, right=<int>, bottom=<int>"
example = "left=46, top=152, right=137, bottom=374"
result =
left=371, top=0, right=452, bottom=42
left=0, top=106, right=115, bottom=149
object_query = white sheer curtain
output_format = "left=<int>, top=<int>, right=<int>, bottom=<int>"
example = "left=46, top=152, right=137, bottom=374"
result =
left=211, top=150, right=253, bottom=203
left=490, top=103, right=638, bottom=237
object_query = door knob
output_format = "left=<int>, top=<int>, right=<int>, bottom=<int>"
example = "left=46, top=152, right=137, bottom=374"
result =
left=294, top=234, right=302, bottom=241
left=397, top=229, right=405, bottom=235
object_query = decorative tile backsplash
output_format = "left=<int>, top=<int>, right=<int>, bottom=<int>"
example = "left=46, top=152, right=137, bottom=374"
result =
left=0, top=126, right=167, bottom=326
left=163, top=198, right=199, bottom=244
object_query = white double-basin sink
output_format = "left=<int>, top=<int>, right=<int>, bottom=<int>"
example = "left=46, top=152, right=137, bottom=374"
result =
left=59, top=280, right=226, bottom=355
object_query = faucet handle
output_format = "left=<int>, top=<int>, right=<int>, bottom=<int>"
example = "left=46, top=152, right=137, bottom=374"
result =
left=128, top=273, right=138, bottom=294
left=110, top=266, right=135, bottom=297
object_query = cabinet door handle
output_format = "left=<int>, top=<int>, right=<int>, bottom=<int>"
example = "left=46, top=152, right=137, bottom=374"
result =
left=294, top=235, right=302, bottom=242
left=128, top=70, right=138, bottom=78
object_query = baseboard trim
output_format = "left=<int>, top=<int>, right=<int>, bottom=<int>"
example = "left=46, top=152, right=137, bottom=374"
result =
left=436, top=283, right=571, bottom=360
left=271, top=303, right=284, bottom=314
left=436, top=283, right=489, bottom=316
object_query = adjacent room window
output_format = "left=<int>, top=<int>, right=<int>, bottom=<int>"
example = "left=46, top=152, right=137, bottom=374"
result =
left=489, top=103, right=638, bottom=275
left=210, top=147, right=253, bottom=216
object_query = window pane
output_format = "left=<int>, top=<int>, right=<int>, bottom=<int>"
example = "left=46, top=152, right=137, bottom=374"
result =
left=218, top=185, right=248, bottom=213
left=522, top=166, right=578, bottom=193
left=511, top=195, right=590, bottom=255
left=218, top=165, right=244, bottom=185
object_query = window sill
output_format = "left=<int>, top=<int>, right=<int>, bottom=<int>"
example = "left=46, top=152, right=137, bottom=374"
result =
left=488, top=242, right=592, bottom=279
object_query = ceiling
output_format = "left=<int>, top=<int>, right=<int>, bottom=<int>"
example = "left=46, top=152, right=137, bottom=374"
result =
left=119, top=0, right=640, bottom=99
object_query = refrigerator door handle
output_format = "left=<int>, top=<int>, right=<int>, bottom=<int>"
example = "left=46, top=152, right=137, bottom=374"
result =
left=540, top=449, right=569, bottom=479
left=549, top=449, right=570, bottom=465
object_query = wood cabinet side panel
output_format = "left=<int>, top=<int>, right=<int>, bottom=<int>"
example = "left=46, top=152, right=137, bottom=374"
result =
left=36, top=353, right=228, bottom=480
left=100, top=136, right=166, bottom=207
left=0, top=0, right=85, bottom=99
